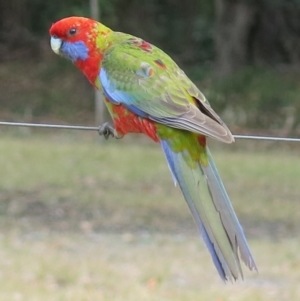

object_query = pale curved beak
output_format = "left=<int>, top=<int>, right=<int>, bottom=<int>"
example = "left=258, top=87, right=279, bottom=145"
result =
left=50, top=36, right=62, bottom=54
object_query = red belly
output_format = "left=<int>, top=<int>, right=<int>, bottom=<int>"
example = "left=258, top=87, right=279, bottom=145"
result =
left=111, top=104, right=159, bottom=142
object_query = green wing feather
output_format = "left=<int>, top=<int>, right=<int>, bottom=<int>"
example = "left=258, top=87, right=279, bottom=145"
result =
left=101, top=35, right=233, bottom=143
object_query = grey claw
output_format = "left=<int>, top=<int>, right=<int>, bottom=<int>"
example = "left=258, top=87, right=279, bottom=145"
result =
left=98, top=122, right=115, bottom=139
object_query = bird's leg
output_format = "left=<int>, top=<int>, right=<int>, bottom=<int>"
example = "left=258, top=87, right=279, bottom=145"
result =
left=98, top=122, right=123, bottom=139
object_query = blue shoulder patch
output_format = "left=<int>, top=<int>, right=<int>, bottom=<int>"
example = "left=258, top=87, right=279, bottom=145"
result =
left=124, top=104, right=148, bottom=118
left=100, top=68, right=148, bottom=118
left=61, top=41, right=89, bottom=61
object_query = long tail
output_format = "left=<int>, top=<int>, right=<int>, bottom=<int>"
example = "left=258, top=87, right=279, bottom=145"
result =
left=160, top=140, right=257, bottom=281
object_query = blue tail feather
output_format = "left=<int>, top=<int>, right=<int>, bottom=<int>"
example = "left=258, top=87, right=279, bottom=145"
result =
left=160, top=139, right=256, bottom=281
left=161, top=140, right=227, bottom=280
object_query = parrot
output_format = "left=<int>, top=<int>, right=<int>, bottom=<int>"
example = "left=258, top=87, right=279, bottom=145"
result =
left=49, top=16, right=257, bottom=281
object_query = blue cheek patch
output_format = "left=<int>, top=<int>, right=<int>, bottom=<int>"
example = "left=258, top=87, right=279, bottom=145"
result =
left=61, top=41, right=89, bottom=61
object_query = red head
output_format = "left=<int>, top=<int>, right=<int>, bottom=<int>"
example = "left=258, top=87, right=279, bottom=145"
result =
left=49, top=16, right=112, bottom=84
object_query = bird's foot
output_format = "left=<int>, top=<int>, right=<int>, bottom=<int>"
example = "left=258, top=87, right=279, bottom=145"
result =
left=98, top=122, right=123, bottom=139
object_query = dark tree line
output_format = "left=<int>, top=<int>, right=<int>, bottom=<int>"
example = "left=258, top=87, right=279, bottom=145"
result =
left=1, top=0, right=300, bottom=74
left=1, top=0, right=300, bottom=132
left=215, top=0, right=300, bottom=75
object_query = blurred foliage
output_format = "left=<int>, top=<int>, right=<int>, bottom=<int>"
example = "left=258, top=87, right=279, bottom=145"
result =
left=1, top=0, right=214, bottom=66
left=26, top=0, right=90, bottom=35
left=0, top=0, right=300, bottom=133
left=206, top=67, right=300, bottom=132
left=0, top=59, right=94, bottom=123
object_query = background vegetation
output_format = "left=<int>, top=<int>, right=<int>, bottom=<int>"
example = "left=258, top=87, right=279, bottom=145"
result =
left=1, top=0, right=300, bottom=133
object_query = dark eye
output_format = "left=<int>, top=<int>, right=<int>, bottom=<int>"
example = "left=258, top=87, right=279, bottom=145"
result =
left=69, top=28, right=77, bottom=36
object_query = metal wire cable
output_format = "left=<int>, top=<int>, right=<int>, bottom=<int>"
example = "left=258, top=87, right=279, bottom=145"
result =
left=0, top=121, right=99, bottom=132
left=233, top=135, right=300, bottom=142
left=0, top=120, right=299, bottom=142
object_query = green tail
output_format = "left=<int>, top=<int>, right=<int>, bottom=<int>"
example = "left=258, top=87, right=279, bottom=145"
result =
left=160, top=140, right=257, bottom=281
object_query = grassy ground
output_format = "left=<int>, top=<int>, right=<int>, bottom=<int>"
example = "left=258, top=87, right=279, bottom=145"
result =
left=0, top=132, right=299, bottom=300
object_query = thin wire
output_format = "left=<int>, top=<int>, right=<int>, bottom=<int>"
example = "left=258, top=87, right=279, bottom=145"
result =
left=0, top=121, right=99, bottom=132
left=233, top=135, right=300, bottom=142
left=0, top=120, right=300, bottom=142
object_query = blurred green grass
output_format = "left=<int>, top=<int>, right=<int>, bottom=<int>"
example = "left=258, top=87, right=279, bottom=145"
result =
left=0, top=132, right=299, bottom=300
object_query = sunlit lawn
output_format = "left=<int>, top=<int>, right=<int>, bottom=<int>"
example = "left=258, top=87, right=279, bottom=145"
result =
left=0, top=132, right=299, bottom=300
